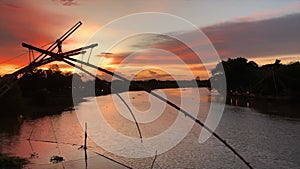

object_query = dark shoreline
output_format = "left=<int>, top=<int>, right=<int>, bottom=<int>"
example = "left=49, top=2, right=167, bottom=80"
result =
left=0, top=79, right=209, bottom=117
left=1, top=81, right=299, bottom=119
left=0, top=153, right=28, bottom=169
left=225, top=94, right=300, bottom=118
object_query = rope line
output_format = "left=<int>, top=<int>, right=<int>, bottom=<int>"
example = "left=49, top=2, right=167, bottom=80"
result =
left=0, top=42, right=55, bottom=65
left=0, top=52, right=27, bottom=64
left=49, top=117, right=65, bottom=169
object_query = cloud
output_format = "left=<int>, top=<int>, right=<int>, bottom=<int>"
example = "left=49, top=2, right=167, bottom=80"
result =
left=110, top=13, right=300, bottom=63
left=0, top=2, right=74, bottom=64
left=203, top=13, right=300, bottom=59
left=103, top=34, right=203, bottom=66
left=133, top=13, right=300, bottom=62
left=237, top=2, right=300, bottom=22
left=99, top=13, right=300, bottom=80
left=53, top=0, right=79, bottom=6
left=0, top=3, right=20, bottom=10
left=128, top=69, right=184, bottom=81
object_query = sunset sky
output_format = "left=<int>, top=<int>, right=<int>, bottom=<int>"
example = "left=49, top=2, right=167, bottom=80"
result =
left=0, top=0, right=299, bottom=80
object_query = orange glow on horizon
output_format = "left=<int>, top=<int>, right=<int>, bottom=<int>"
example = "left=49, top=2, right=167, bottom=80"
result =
left=2, top=53, right=300, bottom=80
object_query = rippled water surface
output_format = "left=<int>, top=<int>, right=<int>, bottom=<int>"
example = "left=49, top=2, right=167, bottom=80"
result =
left=1, top=88, right=299, bottom=168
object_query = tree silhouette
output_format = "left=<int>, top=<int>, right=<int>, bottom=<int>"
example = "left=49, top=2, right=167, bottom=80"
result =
left=211, top=57, right=300, bottom=96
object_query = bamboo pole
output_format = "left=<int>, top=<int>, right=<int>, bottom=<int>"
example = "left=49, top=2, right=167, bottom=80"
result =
left=84, top=122, right=88, bottom=169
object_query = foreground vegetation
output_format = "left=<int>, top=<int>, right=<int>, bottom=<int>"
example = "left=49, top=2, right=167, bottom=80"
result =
left=0, top=154, right=27, bottom=169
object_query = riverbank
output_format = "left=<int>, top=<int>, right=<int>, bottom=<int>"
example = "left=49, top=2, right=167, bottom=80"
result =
left=226, top=93, right=300, bottom=118
left=2, top=85, right=300, bottom=120
left=0, top=87, right=75, bottom=119
left=0, top=79, right=209, bottom=118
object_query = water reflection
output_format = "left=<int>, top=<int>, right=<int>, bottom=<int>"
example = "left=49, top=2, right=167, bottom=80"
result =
left=0, top=115, right=22, bottom=136
left=0, top=112, right=128, bottom=169
left=0, top=88, right=299, bottom=169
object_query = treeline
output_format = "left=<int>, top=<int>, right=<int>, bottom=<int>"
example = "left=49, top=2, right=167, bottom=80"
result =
left=16, top=65, right=209, bottom=99
left=3, top=57, right=298, bottom=115
left=211, top=57, right=300, bottom=97
left=0, top=65, right=75, bottom=116
left=110, top=79, right=209, bottom=93
left=0, top=64, right=209, bottom=115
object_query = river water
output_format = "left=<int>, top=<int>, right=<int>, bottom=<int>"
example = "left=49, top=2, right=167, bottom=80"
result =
left=0, top=88, right=299, bottom=169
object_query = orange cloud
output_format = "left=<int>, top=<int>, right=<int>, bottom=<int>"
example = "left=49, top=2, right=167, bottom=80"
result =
left=100, top=13, right=300, bottom=80
left=0, top=2, right=75, bottom=66
left=0, top=2, right=90, bottom=76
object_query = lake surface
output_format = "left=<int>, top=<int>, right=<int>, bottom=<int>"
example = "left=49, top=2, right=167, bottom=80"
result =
left=0, top=88, right=299, bottom=169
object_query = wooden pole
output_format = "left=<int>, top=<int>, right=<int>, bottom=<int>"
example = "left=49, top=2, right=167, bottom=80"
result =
left=84, top=122, right=87, bottom=150
left=84, top=122, right=87, bottom=169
